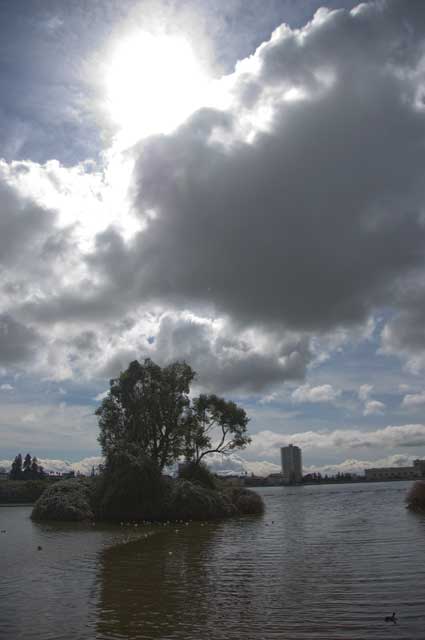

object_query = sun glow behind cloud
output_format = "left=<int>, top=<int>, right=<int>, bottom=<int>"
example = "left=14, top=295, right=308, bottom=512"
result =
left=105, top=32, right=212, bottom=146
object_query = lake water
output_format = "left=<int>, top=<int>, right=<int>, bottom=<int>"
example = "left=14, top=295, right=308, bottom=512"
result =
left=1, top=481, right=425, bottom=639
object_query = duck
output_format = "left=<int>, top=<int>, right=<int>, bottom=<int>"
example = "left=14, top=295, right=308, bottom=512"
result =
left=384, top=612, right=397, bottom=624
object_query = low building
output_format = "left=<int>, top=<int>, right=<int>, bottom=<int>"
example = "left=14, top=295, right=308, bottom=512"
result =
left=365, top=466, right=421, bottom=481
left=413, top=459, right=425, bottom=477
left=265, top=473, right=283, bottom=485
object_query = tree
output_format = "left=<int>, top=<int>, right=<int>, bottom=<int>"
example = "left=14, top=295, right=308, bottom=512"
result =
left=96, top=359, right=195, bottom=471
left=10, top=454, right=23, bottom=480
left=23, top=453, right=32, bottom=479
left=184, top=394, right=251, bottom=464
left=30, top=457, right=39, bottom=480
left=96, top=359, right=252, bottom=473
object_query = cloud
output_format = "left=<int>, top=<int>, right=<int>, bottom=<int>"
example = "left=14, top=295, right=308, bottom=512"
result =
left=2, top=0, right=425, bottom=408
left=358, top=384, right=373, bottom=402
left=291, top=384, right=340, bottom=404
left=249, top=424, right=425, bottom=458
left=0, top=402, right=98, bottom=452
left=0, top=456, right=103, bottom=476
left=149, top=313, right=310, bottom=392
left=402, top=391, right=425, bottom=408
left=94, top=391, right=108, bottom=402
left=381, top=283, right=425, bottom=372
left=71, top=311, right=311, bottom=393
left=363, top=400, right=386, bottom=416
left=15, top=1, right=425, bottom=341
left=98, top=1, right=425, bottom=337
left=0, top=313, right=42, bottom=366
left=305, top=453, right=424, bottom=476
left=0, top=384, right=13, bottom=391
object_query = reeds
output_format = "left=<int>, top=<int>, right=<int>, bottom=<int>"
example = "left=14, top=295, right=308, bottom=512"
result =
left=406, top=480, right=425, bottom=512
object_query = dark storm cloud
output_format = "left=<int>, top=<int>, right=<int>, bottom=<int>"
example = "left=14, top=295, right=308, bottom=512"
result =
left=381, top=279, right=425, bottom=368
left=97, top=313, right=310, bottom=392
left=21, top=1, right=425, bottom=337
left=0, top=313, right=42, bottom=365
left=122, top=0, right=425, bottom=332
left=6, top=0, right=425, bottom=393
left=0, top=176, right=79, bottom=308
left=152, top=314, right=310, bottom=392
left=0, top=180, right=55, bottom=267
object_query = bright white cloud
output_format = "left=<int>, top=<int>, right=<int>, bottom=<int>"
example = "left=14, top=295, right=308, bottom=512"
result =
left=363, top=400, right=386, bottom=416
left=249, top=424, right=425, bottom=459
left=0, top=383, right=13, bottom=391
left=402, top=391, right=425, bottom=408
left=305, top=453, right=424, bottom=476
left=93, top=391, right=108, bottom=402
left=358, top=384, right=373, bottom=402
left=291, top=384, right=341, bottom=404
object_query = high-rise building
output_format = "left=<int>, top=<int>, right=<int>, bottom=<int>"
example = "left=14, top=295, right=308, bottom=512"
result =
left=281, top=444, right=302, bottom=483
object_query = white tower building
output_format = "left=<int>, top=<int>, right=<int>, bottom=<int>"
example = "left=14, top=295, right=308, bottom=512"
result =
left=281, top=444, right=302, bottom=484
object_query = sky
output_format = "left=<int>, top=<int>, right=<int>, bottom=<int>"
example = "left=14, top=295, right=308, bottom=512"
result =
left=2, top=0, right=425, bottom=477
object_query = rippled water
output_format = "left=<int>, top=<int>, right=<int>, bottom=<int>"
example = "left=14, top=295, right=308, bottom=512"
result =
left=1, top=481, right=425, bottom=639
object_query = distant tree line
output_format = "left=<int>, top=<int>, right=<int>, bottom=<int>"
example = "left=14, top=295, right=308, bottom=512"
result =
left=303, top=471, right=356, bottom=483
left=10, top=453, right=45, bottom=480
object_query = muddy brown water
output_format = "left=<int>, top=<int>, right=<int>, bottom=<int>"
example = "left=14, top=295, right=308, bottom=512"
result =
left=1, top=482, right=424, bottom=639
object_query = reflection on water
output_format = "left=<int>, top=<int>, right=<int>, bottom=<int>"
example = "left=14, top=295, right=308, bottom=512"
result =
left=2, top=482, right=425, bottom=639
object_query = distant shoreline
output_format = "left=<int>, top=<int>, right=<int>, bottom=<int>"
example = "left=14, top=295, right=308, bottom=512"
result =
left=247, top=477, right=417, bottom=488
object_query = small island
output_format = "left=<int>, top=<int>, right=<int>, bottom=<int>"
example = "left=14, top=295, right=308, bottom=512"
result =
left=31, top=359, right=264, bottom=523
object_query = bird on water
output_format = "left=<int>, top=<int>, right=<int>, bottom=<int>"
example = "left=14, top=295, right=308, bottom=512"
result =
left=384, top=612, right=397, bottom=624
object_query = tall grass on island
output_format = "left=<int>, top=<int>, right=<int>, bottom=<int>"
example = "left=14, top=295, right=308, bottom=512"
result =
left=31, top=456, right=264, bottom=523
left=0, top=480, right=48, bottom=504
left=406, top=480, right=425, bottom=513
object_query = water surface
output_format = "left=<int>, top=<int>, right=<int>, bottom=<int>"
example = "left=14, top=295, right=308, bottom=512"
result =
left=1, top=481, right=424, bottom=639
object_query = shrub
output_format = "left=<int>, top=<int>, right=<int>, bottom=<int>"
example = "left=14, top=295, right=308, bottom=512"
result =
left=0, top=480, right=48, bottom=504
left=226, top=487, right=265, bottom=515
left=178, top=461, right=218, bottom=490
left=166, top=480, right=236, bottom=521
left=95, top=449, right=170, bottom=522
left=406, top=480, right=425, bottom=512
left=31, top=478, right=94, bottom=521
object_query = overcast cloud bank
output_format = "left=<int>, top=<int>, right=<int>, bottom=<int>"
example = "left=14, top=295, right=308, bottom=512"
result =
left=2, top=1, right=425, bottom=467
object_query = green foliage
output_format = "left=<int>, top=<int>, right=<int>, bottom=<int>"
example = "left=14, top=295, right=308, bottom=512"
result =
left=96, top=359, right=252, bottom=474
left=10, top=454, right=23, bottom=480
left=95, top=447, right=171, bottom=522
left=226, top=487, right=265, bottom=515
left=31, top=478, right=95, bottom=522
left=9, top=453, right=45, bottom=480
left=96, top=359, right=195, bottom=471
left=23, top=453, right=32, bottom=479
left=184, top=394, right=251, bottom=464
left=178, top=461, right=218, bottom=490
left=166, top=480, right=236, bottom=521
left=0, top=480, right=48, bottom=504
left=88, top=358, right=261, bottom=525
left=406, top=480, right=425, bottom=512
